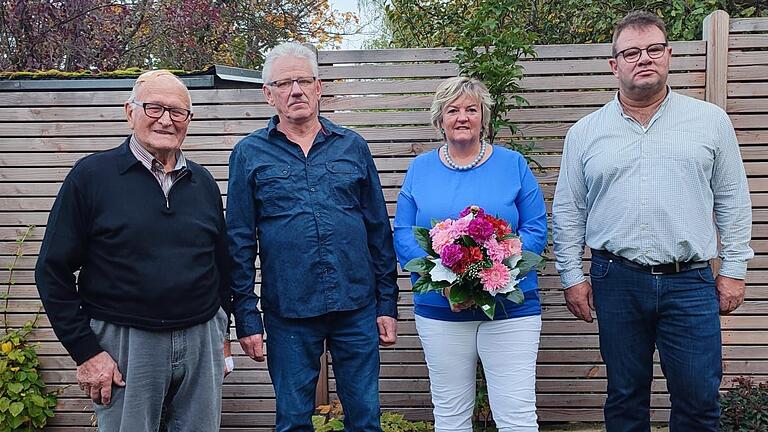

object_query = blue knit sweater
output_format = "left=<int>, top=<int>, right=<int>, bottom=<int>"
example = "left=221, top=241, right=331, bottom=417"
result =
left=394, top=145, right=548, bottom=321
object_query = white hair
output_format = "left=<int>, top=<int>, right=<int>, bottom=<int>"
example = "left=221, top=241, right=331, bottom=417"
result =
left=262, top=42, right=319, bottom=84
left=127, top=70, right=193, bottom=111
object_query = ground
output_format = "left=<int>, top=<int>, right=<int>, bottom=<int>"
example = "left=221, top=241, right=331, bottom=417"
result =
left=540, top=424, right=669, bottom=431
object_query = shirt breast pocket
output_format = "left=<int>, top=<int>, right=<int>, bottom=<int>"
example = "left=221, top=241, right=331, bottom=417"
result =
left=255, top=165, right=293, bottom=216
left=326, top=160, right=362, bottom=209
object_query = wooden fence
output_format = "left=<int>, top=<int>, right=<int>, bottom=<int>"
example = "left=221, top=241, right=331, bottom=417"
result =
left=0, top=10, right=766, bottom=430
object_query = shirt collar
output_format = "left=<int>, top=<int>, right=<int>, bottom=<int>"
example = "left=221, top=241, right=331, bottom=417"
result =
left=129, top=134, right=186, bottom=172
left=267, top=115, right=343, bottom=139
left=612, top=86, right=674, bottom=118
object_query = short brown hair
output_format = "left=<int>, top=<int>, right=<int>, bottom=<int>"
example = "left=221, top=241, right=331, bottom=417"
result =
left=612, top=11, right=668, bottom=57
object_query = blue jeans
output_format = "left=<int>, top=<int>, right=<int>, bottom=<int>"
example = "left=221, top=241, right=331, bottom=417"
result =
left=590, top=253, right=721, bottom=432
left=265, top=302, right=382, bottom=432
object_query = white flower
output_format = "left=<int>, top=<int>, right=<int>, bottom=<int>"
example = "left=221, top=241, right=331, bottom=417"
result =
left=429, top=259, right=458, bottom=283
left=503, top=254, right=522, bottom=269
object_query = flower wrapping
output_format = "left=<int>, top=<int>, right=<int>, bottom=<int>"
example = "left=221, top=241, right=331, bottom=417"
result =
left=404, top=205, right=545, bottom=319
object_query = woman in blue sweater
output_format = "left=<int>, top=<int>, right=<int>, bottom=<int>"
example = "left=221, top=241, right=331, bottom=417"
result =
left=394, top=77, right=547, bottom=431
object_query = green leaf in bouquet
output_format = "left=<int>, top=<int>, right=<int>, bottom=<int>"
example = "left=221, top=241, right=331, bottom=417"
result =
left=506, top=288, right=525, bottom=305
left=429, top=280, right=450, bottom=292
left=413, top=226, right=438, bottom=257
left=501, top=233, right=518, bottom=241
left=447, top=282, right=472, bottom=305
left=515, top=250, right=545, bottom=275
left=412, top=276, right=432, bottom=293
left=404, top=256, right=435, bottom=273
left=431, top=218, right=442, bottom=227
left=459, top=235, right=478, bottom=247
left=474, top=292, right=496, bottom=319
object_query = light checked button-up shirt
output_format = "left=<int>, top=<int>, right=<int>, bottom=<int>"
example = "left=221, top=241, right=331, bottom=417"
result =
left=129, top=134, right=186, bottom=197
left=227, top=116, right=398, bottom=337
left=552, top=90, right=753, bottom=289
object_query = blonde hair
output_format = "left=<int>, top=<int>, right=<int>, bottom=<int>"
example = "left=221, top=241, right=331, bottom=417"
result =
left=430, top=76, right=493, bottom=139
left=127, top=70, right=192, bottom=110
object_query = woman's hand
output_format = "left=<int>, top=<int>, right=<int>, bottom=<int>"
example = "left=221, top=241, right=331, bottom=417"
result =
left=443, top=286, right=475, bottom=312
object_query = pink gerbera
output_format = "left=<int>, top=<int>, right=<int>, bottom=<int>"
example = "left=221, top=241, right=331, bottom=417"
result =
left=483, top=237, right=509, bottom=262
left=479, top=262, right=511, bottom=293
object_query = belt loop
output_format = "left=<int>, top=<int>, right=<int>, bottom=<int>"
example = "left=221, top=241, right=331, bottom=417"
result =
left=675, top=262, right=680, bottom=272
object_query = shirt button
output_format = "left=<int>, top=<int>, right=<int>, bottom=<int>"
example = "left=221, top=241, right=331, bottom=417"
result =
left=315, top=212, right=321, bottom=217
left=310, top=187, right=315, bottom=192
left=282, top=170, right=288, bottom=174
left=641, top=200, right=647, bottom=205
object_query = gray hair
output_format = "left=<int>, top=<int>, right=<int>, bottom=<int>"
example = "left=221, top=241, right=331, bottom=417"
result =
left=430, top=76, right=493, bottom=138
left=262, top=42, right=319, bottom=84
left=127, top=70, right=192, bottom=111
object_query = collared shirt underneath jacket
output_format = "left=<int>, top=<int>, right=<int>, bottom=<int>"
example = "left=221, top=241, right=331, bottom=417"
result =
left=226, top=116, right=398, bottom=337
left=552, top=89, right=753, bottom=289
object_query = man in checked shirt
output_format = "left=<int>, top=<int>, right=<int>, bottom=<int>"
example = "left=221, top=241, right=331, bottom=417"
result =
left=36, top=70, right=232, bottom=431
left=552, top=11, right=753, bottom=432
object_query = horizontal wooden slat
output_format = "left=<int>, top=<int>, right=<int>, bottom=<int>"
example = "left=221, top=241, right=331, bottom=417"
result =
left=730, top=17, right=768, bottom=33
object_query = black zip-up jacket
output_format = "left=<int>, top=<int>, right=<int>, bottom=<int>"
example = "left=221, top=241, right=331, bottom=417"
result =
left=35, top=138, right=231, bottom=365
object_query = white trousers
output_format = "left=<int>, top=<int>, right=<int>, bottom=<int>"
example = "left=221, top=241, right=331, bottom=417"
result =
left=415, top=314, right=541, bottom=432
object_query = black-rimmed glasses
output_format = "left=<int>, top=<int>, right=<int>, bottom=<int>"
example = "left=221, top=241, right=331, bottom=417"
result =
left=131, top=101, right=192, bottom=122
left=614, top=43, right=668, bottom=63
left=266, top=76, right=317, bottom=91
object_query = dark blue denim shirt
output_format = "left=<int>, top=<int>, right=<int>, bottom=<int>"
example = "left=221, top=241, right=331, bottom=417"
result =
left=227, top=116, right=398, bottom=337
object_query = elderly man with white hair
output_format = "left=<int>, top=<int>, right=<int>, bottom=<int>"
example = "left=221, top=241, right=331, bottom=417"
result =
left=35, top=70, right=232, bottom=431
left=227, top=42, right=398, bottom=431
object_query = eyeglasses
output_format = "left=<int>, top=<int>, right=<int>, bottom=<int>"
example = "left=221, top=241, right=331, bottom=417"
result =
left=131, top=101, right=192, bottom=122
left=614, top=43, right=668, bottom=63
left=266, top=76, right=317, bottom=91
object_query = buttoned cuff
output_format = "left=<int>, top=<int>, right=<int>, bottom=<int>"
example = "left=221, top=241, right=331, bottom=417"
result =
left=560, top=268, right=586, bottom=289
left=235, top=311, right=264, bottom=339
left=718, top=260, right=748, bottom=280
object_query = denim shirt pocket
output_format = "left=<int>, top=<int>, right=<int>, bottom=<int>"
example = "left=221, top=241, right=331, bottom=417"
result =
left=255, top=165, right=292, bottom=216
left=326, top=160, right=362, bottom=209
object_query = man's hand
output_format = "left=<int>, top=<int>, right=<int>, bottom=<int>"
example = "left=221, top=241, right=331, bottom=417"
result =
left=564, top=281, right=594, bottom=323
left=76, top=351, right=125, bottom=406
left=377, top=316, right=397, bottom=346
left=239, top=334, right=265, bottom=362
left=223, top=340, right=234, bottom=377
left=716, top=275, right=746, bottom=315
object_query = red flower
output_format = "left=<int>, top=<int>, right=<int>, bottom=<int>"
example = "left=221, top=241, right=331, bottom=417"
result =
left=464, top=246, right=484, bottom=264
left=486, top=216, right=512, bottom=238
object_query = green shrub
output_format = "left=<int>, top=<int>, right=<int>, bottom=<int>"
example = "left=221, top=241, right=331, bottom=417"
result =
left=313, top=401, right=433, bottom=432
left=721, top=377, right=768, bottom=432
left=0, top=226, right=59, bottom=431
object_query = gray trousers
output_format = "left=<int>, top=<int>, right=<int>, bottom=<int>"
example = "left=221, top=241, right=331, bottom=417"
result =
left=90, top=308, right=228, bottom=432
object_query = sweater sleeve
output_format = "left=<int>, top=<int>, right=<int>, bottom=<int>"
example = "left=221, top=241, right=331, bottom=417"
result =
left=35, top=171, right=103, bottom=365
left=393, top=163, right=427, bottom=268
left=514, top=154, right=548, bottom=255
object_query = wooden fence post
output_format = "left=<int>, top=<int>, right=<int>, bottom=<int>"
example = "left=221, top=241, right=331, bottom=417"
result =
left=703, top=10, right=730, bottom=110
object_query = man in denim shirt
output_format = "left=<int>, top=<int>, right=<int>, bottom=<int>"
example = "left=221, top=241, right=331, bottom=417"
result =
left=227, top=42, right=398, bottom=431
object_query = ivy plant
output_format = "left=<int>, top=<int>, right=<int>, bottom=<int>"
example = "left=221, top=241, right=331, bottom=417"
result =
left=0, top=226, right=59, bottom=431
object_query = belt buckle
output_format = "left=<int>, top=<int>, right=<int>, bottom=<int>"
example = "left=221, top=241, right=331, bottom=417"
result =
left=651, top=262, right=681, bottom=275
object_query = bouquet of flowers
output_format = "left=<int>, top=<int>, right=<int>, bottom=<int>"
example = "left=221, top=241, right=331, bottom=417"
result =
left=404, top=205, right=545, bottom=319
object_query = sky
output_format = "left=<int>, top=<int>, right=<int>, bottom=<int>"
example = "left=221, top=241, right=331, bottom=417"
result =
left=328, top=0, right=373, bottom=49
